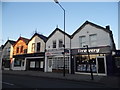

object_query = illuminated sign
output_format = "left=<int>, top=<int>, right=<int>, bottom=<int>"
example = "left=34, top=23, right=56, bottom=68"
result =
left=78, top=49, right=100, bottom=53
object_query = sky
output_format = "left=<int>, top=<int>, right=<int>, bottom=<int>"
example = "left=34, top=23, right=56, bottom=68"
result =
left=1, top=1, right=119, bottom=49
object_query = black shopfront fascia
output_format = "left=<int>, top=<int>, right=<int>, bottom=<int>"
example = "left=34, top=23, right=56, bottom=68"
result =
left=13, top=52, right=45, bottom=58
left=71, top=46, right=111, bottom=74
left=13, top=53, right=45, bottom=66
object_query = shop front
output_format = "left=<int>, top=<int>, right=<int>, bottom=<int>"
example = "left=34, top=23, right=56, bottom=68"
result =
left=2, top=58, right=11, bottom=70
left=71, top=46, right=112, bottom=76
left=45, top=49, right=70, bottom=73
left=12, top=52, right=45, bottom=71
left=112, top=50, right=120, bottom=73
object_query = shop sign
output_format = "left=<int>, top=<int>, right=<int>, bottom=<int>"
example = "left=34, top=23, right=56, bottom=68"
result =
left=72, top=46, right=111, bottom=55
left=78, top=49, right=100, bottom=53
left=46, top=49, right=69, bottom=56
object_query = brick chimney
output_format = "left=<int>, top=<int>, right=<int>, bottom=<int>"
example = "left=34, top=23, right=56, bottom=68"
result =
left=106, top=25, right=110, bottom=30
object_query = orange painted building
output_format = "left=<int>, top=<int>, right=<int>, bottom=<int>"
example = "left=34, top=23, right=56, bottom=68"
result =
left=13, top=37, right=29, bottom=55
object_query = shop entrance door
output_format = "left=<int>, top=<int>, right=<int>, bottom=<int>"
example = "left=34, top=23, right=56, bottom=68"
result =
left=48, top=59, right=52, bottom=72
left=96, top=56, right=106, bottom=75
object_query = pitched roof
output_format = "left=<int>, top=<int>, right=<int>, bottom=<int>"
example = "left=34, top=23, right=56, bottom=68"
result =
left=72, top=21, right=112, bottom=37
left=29, top=33, right=47, bottom=43
left=71, top=20, right=116, bottom=50
left=47, top=28, right=71, bottom=41
left=13, top=37, right=29, bottom=46
left=3, top=40, right=16, bottom=48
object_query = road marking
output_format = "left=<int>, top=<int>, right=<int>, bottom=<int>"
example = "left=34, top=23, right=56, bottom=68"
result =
left=0, top=81, right=14, bottom=86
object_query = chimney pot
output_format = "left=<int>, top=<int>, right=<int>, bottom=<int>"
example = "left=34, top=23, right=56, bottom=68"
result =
left=106, top=25, right=110, bottom=30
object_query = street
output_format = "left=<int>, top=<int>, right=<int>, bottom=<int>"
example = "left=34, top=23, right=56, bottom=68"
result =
left=2, top=73, right=107, bottom=88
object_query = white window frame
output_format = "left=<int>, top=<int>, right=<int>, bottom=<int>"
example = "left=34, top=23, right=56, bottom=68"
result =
left=89, top=34, right=97, bottom=47
left=79, top=36, right=86, bottom=47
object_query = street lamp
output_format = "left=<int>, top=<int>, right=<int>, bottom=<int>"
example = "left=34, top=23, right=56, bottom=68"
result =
left=54, top=0, right=66, bottom=76
left=83, top=45, right=94, bottom=80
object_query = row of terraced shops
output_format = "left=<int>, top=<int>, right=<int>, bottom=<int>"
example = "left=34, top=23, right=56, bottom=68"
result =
left=1, top=21, right=119, bottom=76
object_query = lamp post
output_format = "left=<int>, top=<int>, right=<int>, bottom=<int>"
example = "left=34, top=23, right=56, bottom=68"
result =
left=54, top=0, right=66, bottom=76
left=83, top=45, right=94, bottom=80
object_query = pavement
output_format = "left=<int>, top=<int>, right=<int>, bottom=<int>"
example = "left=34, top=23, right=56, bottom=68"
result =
left=2, top=70, right=120, bottom=88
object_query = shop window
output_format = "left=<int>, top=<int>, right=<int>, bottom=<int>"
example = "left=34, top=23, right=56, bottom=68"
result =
left=40, top=61, right=44, bottom=68
left=30, top=61, right=35, bottom=68
left=76, top=55, right=97, bottom=73
left=52, top=57, right=69, bottom=70
left=89, top=34, right=97, bottom=47
left=115, top=57, right=120, bottom=68
left=79, top=36, right=86, bottom=47
left=14, top=59, right=21, bottom=66
left=37, top=42, right=41, bottom=52
left=53, top=40, right=56, bottom=48
left=59, top=39, right=63, bottom=48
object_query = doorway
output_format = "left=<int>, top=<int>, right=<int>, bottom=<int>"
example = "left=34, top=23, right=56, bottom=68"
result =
left=96, top=56, right=107, bottom=75
left=48, top=58, right=52, bottom=72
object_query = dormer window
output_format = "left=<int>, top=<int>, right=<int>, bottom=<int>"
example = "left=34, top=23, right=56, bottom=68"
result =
left=37, top=42, right=41, bottom=52
left=59, top=39, right=63, bottom=48
left=89, top=34, right=97, bottom=47
left=20, top=46, right=23, bottom=53
left=31, top=43, right=35, bottom=52
left=16, top=47, right=19, bottom=53
left=53, top=40, right=56, bottom=48
left=79, top=36, right=86, bottom=47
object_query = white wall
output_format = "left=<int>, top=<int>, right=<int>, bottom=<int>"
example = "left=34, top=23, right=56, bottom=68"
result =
left=46, top=30, right=71, bottom=50
left=45, top=30, right=71, bottom=72
left=2, top=42, right=12, bottom=59
left=71, top=24, right=112, bottom=49
left=27, top=35, right=45, bottom=53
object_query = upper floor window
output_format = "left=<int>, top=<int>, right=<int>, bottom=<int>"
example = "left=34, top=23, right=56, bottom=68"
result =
left=24, top=49, right=27, bottom=54
left=79, top=36, right=86, bottom=47
left=20, top=46, right=23, bottom=53
left=31, top=43, right=35, bottom=52
left=7, top=47, right=10, bottom=52
left=59, top=39, right=63, bottom=48
left=16, top=47, right=19, bottom=53
left=53, top=40, right=56, bottom=48
left=37, top=42, right=41, bottom=52
left=89, top=34, right=97, bottom=47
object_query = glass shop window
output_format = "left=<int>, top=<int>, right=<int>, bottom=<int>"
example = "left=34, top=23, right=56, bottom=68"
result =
left=14, top=59, right=21, bottom=66
left=76, top=55, right=97, bottom=73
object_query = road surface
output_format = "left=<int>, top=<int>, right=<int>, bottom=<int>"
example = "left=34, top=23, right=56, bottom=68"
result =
left=2, top=73, right=107, bottom=88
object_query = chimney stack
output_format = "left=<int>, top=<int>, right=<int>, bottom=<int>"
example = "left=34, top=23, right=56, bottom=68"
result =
left=106, top=25, right=110, bottom=30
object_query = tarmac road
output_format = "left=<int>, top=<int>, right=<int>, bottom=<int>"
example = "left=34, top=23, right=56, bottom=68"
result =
left=2, top=73, right=107, bottom=88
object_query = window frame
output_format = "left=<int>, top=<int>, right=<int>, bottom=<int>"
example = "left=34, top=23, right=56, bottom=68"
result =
left=59, top=39, right=63, bottom=48
left=79, top=36, right=86, bottom=47
left=89, top=34, right=97, bottom=47
left=53, top=40, right=56, bottom=48
left=37, top=42, right=41, bottom=52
